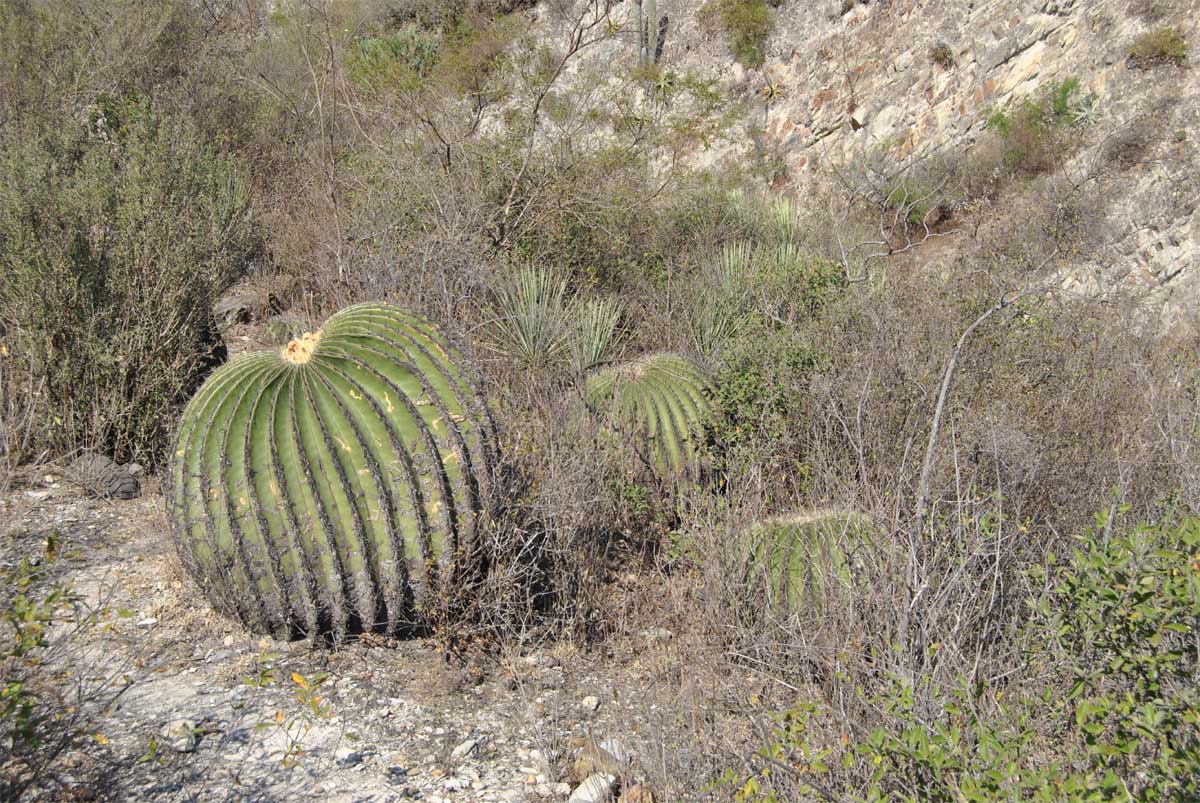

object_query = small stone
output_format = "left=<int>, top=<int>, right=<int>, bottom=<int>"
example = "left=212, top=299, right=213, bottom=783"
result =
left=620, top=784, right=654, bottom=803
left=136, top=618, right=157, bottom=628
left=161, top=718, right=198, bottom=753
left=599, top=739, right=631, bottom=767
left=451, top=738, right=478, bottom=759
left=638, top=627, right=674, bottom=642
left=498, top=791, right=526, bottom=803
left=580, top=695, right=601, bottom=712
left=569, top=773, right=616, bottom=803
left=336, top=749, right=365, bottom=768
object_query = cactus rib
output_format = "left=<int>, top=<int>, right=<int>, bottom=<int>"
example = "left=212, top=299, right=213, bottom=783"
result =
left=168, top=303, right=496, bottom=641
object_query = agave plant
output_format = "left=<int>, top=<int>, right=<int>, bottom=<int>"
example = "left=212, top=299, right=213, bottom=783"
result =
left=569, top=296, right=624, bottom=373
left=168, top=302, right=497, bottom=642
left=489, top=266, right=570, bottom=368
left=1070, top=92, right=1101, bottom=129
left=687, top=242, right=754, bottom=358
left=768, top=196, right=803, bottom=246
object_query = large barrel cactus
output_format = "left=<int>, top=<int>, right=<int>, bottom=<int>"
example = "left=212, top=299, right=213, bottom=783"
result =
left=742, top=512, right=878, bottom=615
left=167, top=303, right=497, bottom=642
left=585, top=352, right=713, bottom=479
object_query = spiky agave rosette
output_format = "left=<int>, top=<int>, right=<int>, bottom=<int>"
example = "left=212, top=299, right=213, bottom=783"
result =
left=167, top=303, right=497, bottom=642
left=584, top=352, right=713, bottom=480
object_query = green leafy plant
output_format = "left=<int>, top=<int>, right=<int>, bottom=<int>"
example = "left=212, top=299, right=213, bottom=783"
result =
left=722, top=511, right=1200, bottom=802
left=1032, top=509, right=1200, bottom=801
left=585, top=353, right=714, bottom=480
left=981, top=78, right=1084, bottom=177
left=1, top=559, right=77, bottom=761
left=168, top=302, right=498, bottom=643
left=346, top=30, right=441, bottom=90
left=0, top=543, right=113, bottom=801
left=700, top=0, right=773, bottom=68
left=1129, top=27, right=1188, bottom=67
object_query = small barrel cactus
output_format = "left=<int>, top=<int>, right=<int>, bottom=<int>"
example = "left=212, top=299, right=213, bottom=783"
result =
left=585, top=352, right=713, bottom=479
left=742, top=512, right=878, bottom=615
left=167, top=303, right=497, bottom=642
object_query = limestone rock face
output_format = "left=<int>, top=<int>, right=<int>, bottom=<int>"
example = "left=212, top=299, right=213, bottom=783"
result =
left=531, top=0, right=1200, bottom=317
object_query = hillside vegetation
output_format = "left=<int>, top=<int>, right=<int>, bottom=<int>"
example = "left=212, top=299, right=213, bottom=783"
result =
left=0, top=1, right=1198, bottom=800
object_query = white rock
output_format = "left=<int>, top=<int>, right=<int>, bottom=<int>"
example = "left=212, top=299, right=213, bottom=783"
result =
left=161, top=718, right=198, bottom=753
left=569, top=773, right=616, bottom=803
left=335, top=744, right=367, bottom=767
left=599, top=739, right=632, bottom=767
left=451, top=738, right=479, bottom=759
left=580, top=695, right=601, bottom=712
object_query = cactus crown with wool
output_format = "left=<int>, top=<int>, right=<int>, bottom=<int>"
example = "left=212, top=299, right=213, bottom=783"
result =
left=585, top=352, right=712, bottom=479
left=742, top=512, right=878, bottom=615
left=168, top=303, right=496, bottom=642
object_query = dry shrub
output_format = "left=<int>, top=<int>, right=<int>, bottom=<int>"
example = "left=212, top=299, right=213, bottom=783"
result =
left=1129, top=26, right=1188, bottom=68
left=0, top=101, right=259, bottom=467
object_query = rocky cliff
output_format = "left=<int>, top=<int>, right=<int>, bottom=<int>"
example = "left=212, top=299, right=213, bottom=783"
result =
left=541, top=0, right=1200, bottom=317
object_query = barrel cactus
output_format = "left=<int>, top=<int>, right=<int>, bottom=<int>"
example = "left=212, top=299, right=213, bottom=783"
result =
left=167, top=302, right=497, bottom=642
left=742, top=512, right=878, bottom=615
left=584, top=352, right=713, bottom=479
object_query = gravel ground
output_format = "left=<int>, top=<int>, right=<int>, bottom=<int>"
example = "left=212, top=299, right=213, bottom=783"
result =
left=1, top=479, right=757, bottom=802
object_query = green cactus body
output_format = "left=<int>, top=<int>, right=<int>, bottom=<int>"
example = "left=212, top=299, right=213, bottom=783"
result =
left=743, top=512, right=878, bottom=614
left=168, top=303, right=496, bottom=642
left=585, top=353, right=712, bottom=479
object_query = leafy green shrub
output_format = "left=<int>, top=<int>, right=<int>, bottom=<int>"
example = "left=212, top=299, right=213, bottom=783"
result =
left=699, top=242, right=839, bottom=476
left=346, top=30, right=441, bottom=90
left=0, top=99, right=259, bottom=465
left=981, top=78, right=1083, bottom=177
left=709, top=326, right=822, bottom=475
left=0, top=546, right=104, bottom=801
left=700, top=0, right=773, bottom=68
left=1129, top=27, right=1188, bottom=67
left=1031, top=509, right=1200, bottom=800
left=721, top=510, right=1200, bottom=802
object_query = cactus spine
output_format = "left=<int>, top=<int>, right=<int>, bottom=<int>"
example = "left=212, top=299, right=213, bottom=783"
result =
left=742, top=512, right=878, bottom=614
left=168, top=303, right=496, bottom=642
left=585, top=352, right=712, bottom=479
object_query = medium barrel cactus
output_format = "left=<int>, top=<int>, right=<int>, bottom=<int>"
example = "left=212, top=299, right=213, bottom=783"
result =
left=585, top=352, right=713, bottom=479
left=742, top=512, right=878, bottom=615
left=168, top=303, right=497, bottom=642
